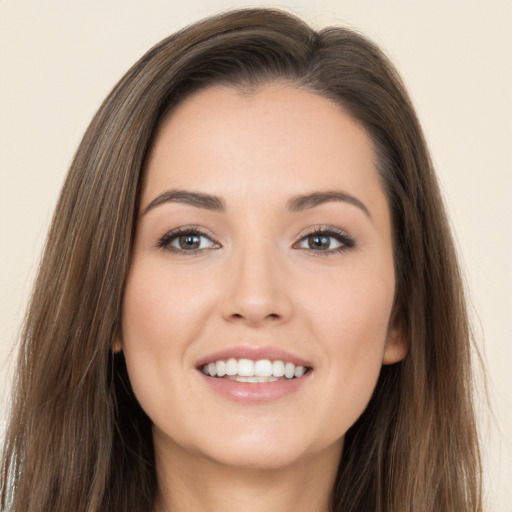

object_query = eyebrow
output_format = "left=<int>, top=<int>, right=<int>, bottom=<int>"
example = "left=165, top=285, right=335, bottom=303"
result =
left=142, top=189, right=226, bottom=215
left=287, top=191, right=371, bottom=219
left=142, top=188, right=371, bottom=219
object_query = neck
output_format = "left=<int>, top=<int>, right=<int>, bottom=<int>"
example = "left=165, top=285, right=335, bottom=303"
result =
left=153, top=439, right=342, bottom=512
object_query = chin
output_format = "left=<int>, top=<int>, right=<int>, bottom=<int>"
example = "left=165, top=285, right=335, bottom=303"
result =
left=179, top=423, right=344, bottom=471
left=209, top=442, right=304, bottom=470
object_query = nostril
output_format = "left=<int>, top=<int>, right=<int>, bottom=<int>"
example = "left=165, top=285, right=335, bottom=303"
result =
left=230, top=312, right=280, bottom=320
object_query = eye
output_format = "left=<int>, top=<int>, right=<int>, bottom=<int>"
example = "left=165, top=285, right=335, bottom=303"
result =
left=294, top=227, right=355, bottom=253
left=157, top=227, right=220, bottom=254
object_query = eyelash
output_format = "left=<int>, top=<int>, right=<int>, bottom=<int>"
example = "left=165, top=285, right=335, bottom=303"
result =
left=156, top=226, right=220, bottom=255
left=156, top=225, right=356, bottom=255
left=293, top=226, right=356, bottom=255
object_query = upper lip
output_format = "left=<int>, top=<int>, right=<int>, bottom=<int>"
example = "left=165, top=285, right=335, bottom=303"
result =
left=195, top=345, right=313, bottom=369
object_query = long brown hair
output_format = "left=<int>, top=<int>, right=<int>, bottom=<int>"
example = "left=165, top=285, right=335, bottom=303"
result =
left=1, top=8, right=482, bottom=511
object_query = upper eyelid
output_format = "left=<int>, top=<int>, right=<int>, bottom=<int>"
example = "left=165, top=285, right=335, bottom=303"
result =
left=295, top=225, right=354, bottom=239
left=162, top=225, right=217, bottom=239
left=156, top=226, right=220, bottom=250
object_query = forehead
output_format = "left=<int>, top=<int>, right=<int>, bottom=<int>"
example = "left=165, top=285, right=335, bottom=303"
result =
left=142, top=84, right=385, bottom=213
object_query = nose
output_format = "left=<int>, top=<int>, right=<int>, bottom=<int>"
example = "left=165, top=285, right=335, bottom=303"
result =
left=221, top=242, right=294, bottom=327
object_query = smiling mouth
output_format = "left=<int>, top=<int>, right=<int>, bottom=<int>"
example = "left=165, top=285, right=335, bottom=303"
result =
left=200, top=358, right=310, bottom=382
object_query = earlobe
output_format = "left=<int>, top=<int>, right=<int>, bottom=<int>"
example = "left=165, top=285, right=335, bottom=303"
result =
left=112, top=337, right=123, bottom=354
left=382, top=314, right=409, bottom=365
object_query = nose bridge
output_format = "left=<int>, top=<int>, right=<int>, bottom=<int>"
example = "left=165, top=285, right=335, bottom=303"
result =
left=221, top=232, right=292, bottom=325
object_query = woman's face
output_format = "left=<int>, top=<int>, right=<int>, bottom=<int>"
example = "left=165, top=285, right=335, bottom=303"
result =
left=119, top=84, right=406, bottom=470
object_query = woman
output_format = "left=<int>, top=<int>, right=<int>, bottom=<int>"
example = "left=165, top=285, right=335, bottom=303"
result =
left=0, top=8, right=482, bottom=512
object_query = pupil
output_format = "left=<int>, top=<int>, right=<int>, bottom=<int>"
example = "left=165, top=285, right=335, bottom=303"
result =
left=309, top=235, right=330, bottom=250
left=180, top=234, right=200, bottom=249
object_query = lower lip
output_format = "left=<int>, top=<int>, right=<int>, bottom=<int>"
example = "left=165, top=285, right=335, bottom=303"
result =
left=199, top=372, right=311, bottom=403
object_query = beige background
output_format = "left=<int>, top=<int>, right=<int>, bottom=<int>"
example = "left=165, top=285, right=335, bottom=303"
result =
left=1, top=1, right=511, bottom=509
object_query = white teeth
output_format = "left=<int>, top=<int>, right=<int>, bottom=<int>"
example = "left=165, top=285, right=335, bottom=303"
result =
left=284, top=362, right=295, bottom=379
left=272, top=360, right=285, bottom=377
left=237, top=358, right=254, bottom=377
left=225, top=358, right=237, bottom=376
left=294, top=365, right=306, bottom=378
left=216, top=360, right=226, bottom=377
left=254, top=359, right=273, bottom=377
left=208, top=362, right=217, bottom=377
left=201, top=358, right=309, bottom=380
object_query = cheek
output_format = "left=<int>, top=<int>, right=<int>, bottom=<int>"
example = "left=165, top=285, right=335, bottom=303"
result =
left=299, top=264, right=395, bottom=417
left=302, top=261, right=395, bottom=350
left=120, top=261, right=213, bottom=409
left=122, top=260, right=214, bottom=348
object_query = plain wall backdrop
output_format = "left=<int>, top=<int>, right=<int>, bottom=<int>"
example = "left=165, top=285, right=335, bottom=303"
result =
left=1, top=1, right=511, bottom=510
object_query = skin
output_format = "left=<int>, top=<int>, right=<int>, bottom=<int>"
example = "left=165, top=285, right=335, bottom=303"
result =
left=118, top=84, right=407, bottom=512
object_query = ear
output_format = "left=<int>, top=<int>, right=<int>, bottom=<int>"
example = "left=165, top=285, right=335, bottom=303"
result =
left=382, top=309, right=409, bottom=365
left=112, top=337, right=123, bottom=354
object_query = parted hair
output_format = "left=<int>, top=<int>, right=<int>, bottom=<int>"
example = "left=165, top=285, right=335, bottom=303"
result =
left=1, top=8, right=482, bottom=512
